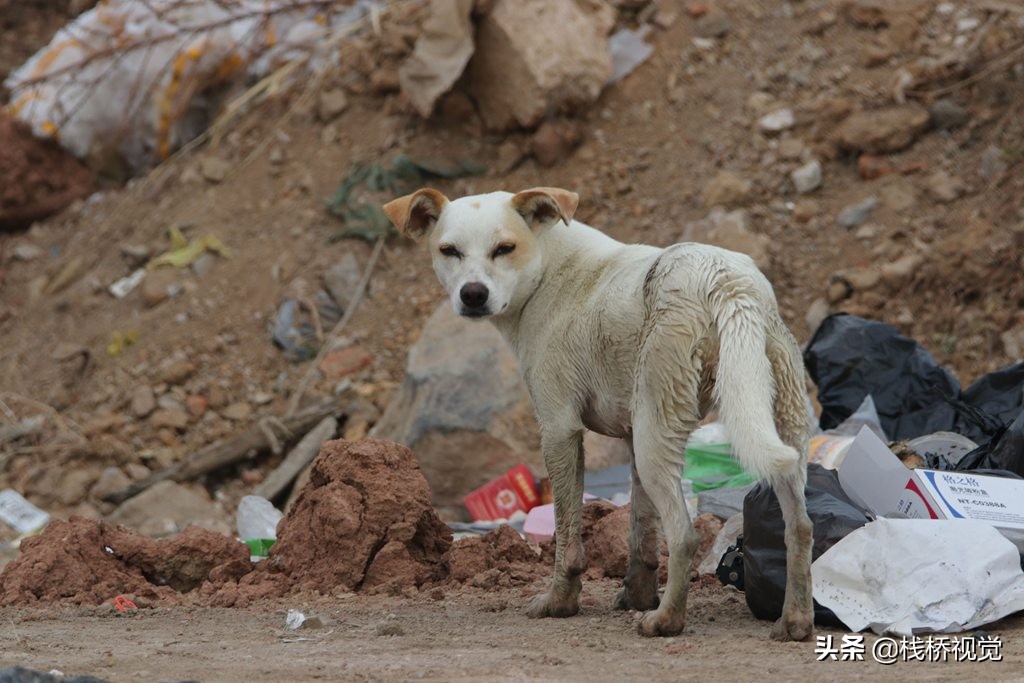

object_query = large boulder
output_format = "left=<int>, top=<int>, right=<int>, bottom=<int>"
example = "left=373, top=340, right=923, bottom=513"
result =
left=372, top=303, right=543, bottom=510
left=466, top=0, right=614, bottom=130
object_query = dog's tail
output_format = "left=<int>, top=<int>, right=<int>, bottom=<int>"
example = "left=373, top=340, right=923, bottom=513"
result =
left=711, top=284, right=799, bottom=482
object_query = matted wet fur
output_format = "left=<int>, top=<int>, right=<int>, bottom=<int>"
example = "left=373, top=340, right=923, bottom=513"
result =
left=383, top=187, right=813, bottom=639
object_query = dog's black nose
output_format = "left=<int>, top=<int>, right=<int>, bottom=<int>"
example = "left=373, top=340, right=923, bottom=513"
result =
left=460, top=282, right=489, bottom=308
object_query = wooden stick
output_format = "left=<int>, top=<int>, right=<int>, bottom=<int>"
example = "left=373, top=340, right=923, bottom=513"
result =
left=102, top=399, right=342, bottom=504
left=254, top=415, right=337, bottom=502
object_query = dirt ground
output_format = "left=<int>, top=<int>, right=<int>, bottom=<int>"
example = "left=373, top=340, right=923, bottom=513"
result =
left=4, top=582, right=1023, bottom=682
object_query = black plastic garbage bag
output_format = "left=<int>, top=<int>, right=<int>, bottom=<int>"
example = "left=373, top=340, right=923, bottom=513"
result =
left=804, top=314, right=1024, bottom=446
left=742, top=464, right=871, bottom=626
left=960, top=363, right=1024, bottom=430
left=956, top=409, right=1024, bottom=475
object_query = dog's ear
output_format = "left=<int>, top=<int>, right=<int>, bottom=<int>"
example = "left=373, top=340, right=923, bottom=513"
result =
left=382, top=188, right=450, bottom=240
left=511, top=187, right=579, bottom=230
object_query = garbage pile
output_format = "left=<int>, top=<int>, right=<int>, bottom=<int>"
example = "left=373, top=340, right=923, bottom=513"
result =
left=717, top=314, right=1024, bottom=637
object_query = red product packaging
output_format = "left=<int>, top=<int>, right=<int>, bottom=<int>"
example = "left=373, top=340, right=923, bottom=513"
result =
left=463, top=464, right=540, bottom=521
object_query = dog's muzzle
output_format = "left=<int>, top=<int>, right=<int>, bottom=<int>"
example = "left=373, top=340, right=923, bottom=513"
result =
left=459, top=282, right=490, bottom=317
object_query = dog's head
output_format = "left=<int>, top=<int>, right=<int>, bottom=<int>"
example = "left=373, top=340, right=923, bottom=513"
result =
left=383, top=187, right=578, bottom=320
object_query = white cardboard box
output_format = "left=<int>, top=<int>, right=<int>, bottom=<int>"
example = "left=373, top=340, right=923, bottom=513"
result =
left=838, top=426, right=1024, bottom=534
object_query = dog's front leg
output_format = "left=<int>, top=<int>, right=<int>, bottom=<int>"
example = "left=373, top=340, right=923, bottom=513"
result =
left=526, top=429, right=585, bottom=619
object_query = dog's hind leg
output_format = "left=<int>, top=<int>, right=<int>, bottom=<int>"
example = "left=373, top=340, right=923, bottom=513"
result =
left=613, top=452, right=661, bottom=612
left=526, top=429, right=586, bottom=619
left=767, top=332, right=814, bottom=641
left=630, top=329, right=703, bottom=637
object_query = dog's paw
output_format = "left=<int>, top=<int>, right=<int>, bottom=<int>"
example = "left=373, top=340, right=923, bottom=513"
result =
left=525, top=590, right=580, bottom=619
left=613, top=576, right=660, bottom=612
left=769, top=613, right=813, bottom=642
left=637, top=608, right=686, bottom=637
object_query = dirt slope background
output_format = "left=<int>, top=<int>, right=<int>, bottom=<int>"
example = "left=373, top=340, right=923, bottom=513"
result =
left=1, top=0, right=1022, bottom=523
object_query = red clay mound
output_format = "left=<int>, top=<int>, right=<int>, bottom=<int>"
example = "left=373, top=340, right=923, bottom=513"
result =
left=0, top=114, right=95, bottom=230
left=444, top=525, right=543, bottom=587
left=260, top=438, right=452, bottom=594
left=0, top=517, right=251, bottom=606
left=581, top=500, right=631, bottom=578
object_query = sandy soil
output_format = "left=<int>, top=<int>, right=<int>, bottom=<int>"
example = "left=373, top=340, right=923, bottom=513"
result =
left=3, top=582, right=1023, bottom=682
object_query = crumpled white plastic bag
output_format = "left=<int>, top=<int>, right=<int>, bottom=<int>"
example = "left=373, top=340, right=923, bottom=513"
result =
left=812, top=517, right=1024, bottom=636
left=5, top=0, right=374, bottom=171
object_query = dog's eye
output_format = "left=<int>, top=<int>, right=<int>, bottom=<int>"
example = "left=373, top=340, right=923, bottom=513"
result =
left=439, top=245, right=462, bottom=258
left=491, top=243, right=516, bottom=258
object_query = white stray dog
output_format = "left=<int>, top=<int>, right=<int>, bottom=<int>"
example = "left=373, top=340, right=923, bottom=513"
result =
left=383, top=187, right=813, bottom=639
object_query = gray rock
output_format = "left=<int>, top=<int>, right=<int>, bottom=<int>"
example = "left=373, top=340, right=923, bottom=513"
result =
left=757, top=108, right=795, bottom=134
left=837, top=196, right=878, bottom=228
left=200, top=156, right=231, bottom=183
left=89, top=467, right=131, bottom=502
left=836, top=105, right=929, bottom=153
left=149, top=408, right=188, bottom=430
left=694, top=9, right=733, bottom=38
left=467, top=0, right=613, bottom=130
left=790, top=160, right=822, bottom=194
left=317, top=88, right=349, bottom=122
left=130, top=385, right=156, bottom=418
left=979, top=145, right=1008, bottom=180
left=323, top=253, right=363, bottom=311
left=702, top=170, right=753, bottom=207
left=12, top=243, right=44, bottom=262
left=371, top=303, right=542, bottom=508
left=930, top=98, right=968, bottom=130
left=191, top=251, right=216, bottom=278
left=925, top=170, right=962, bottom=203
left=107, top=480, right=229, bottom=537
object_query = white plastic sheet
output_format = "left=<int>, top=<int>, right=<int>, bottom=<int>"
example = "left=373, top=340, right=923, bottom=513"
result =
left=5, top=0, right=375, bottom=171
left=812, top=517, right=1024, bottom=636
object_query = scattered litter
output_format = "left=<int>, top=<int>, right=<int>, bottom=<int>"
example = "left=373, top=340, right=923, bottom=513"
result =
left=5, top=0, right=376, bottom=171
left=326, top=155, right=485, bottom=243
left=108, top=269, right=146, bottom=299
left=272, top=299, right=315, bottom=362
left=582, top=464, right=631, bottom=505
left=685, top=422, right=756, bottom=492
left=807, top=394, right=886, bottom=469
left=806, top=314, right=1024, bottom=446
left=463, top=464, right=540, bottom=522
left=522, top=495, right=598, bottom=543
left=106, top=330, right=139, bottom=357
left=608, top=26, right=654, bottom=84
left=812, top=518, right=1024, bottom=635
left=838, top=427, right=1024, bottom=552
left=0, top=415, right=46, bottom=448
left=0, top=489, right=50, bottom=535
left=959, top=408, right=1024, bottom=475
left=237, top=495, right=283, bottom=560
left=112, top=595, right=137, bottom=612
left=743, top=464, right=870, bottom=625
left=697, top=512, right=742, bottom=576
left=285, top=608, right=307, bottom=630
left=148, top=227, right=232, bottom=270
left=447, top=513, right=527, bottom=541
left=398, top=0, right=475, bottom=117
left=697, top=483, right=754, bottom=520
left=905, top=431, right=979, bottom=469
